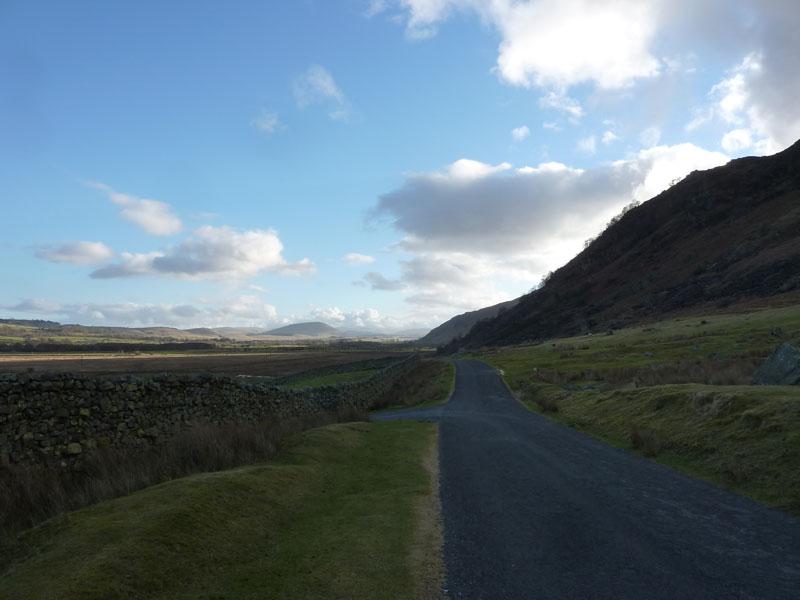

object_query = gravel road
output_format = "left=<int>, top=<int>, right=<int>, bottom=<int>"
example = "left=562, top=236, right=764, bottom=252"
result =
left=373, top=359, right=800, bottom=599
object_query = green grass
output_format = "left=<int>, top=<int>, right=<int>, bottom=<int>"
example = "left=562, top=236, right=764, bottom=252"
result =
left=474, top=304, right=800, bottom=514
left=371, top=358, right=455, bottom=413
left=283, top=368, right=378, bottom=387
left=0, top=421, right=440, bottom=600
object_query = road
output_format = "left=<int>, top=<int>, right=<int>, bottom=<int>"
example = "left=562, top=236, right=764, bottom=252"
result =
left=373, top=359, right=800, bottom=599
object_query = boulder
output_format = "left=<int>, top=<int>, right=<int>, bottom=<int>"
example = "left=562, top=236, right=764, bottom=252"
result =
left=751, top=342, right=800, bottom=385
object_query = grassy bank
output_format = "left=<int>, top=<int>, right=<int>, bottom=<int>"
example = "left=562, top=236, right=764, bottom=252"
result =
left=0, top=421, right=442, bottom=600
left=284, top=368, right=377, bottom=387
left=371, top=358, right=455, bottom=412
left=476, top=304, right=800, bottom=514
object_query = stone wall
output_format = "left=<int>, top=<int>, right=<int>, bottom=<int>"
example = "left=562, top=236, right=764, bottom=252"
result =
left=0, top=354, right=420, bottom=467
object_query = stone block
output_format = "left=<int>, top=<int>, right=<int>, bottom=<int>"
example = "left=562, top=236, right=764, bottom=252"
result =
left=752, top=342, right=800, bottom=385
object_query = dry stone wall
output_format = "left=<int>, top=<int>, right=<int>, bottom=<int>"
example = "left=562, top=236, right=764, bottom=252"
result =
left=0, top=354, right=420, bottom=467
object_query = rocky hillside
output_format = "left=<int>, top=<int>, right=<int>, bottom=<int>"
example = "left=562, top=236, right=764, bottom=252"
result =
left=418, top=299, right=519, bottom=346
left=462, top=139, right=800, bottom=348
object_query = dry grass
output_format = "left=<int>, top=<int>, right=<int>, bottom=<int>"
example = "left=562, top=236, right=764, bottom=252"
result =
left=0, top=405, right=367, bottom=542
left=629, top=425, right=663, bottom=457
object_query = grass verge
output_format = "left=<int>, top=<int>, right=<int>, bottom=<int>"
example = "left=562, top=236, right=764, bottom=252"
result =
left=0, top=406, right=366, bottom=541
left=371, top=358, right=455, bottom=412
left=475, top=304, right=800, bottom=514
left=0, top=421, right=442, bottom=600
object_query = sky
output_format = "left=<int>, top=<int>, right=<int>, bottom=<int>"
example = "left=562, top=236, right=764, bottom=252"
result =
left=1, top=0, right=799, bottom=333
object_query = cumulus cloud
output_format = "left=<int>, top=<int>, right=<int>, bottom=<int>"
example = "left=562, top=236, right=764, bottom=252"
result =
left=369, top=143, right=729, bottom=316
left=342, top=252, right=376, bottom=265
left=511, top=125, right=530, bottom=141
left=690, top=46, right=800, bottom=154
left=251, top=109, right=281, bottom=134
left=373, top=0, right=661, bottom=88
left=34, top=241, right=114, bottom=265
left=87, top=182, right=182, bottom=235
left=721, top=128, right=754, bottom=153
left=91, top=226, right=315, bottom=281
left=293, top=65, right=350, bottom=120
left=376, top=1, right=800, bottom=156
left=2, top=296, right=279, bottom=329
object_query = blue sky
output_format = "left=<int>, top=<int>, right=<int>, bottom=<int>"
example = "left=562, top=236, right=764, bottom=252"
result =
left=2, top=0, right=798, bottom=332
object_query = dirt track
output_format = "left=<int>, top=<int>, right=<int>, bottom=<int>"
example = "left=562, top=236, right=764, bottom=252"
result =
left=0, top=351, right=403, bottom=377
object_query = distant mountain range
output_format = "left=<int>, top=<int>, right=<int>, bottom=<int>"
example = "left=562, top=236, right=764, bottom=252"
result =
left=0, top=319, right=427, bottom=343
left=443, top=139, right=800, bottom=348
left=259, top=322, right=340, bottom=337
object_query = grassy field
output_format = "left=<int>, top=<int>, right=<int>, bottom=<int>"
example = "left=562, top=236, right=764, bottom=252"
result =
left=371, top=358, right=455, bottom=412
left=0, top=421, right=442, bottom=600
left=0, top=350, right=408, bottom=377
left=475, top=304, right=800, bottom=514
left=284, top=368, right=378, bottom=387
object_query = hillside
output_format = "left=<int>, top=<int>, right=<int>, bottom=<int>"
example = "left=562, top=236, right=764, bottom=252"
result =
left=260, top=321, right=341, bottom=337
left=419, top=299, right=519, bottom=347
left=463, top=140, right=800, bottom=348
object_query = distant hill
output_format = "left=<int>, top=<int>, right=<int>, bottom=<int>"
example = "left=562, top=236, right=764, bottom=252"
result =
left=260, top=322, right=341, bottom=337
left=460, top=139, right=800, bottom=348
left=419, top=299, right=519, bottom=347
left=183, top=328, right=223, bottom=338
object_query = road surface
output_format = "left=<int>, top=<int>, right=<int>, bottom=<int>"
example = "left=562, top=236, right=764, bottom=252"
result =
left=373, top=359, right=800, bottom=599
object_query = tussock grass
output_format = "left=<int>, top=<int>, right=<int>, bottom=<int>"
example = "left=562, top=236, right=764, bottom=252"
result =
left=0, top=421, right=440, bottom=600
left=0, top=405, right=367, bottom=542
left=371, top=358, right=455, bottom=412
left=476, top=304, right=800, bottom=513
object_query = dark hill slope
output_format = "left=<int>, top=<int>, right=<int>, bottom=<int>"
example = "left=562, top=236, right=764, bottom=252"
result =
left=419, top=299, right=519, bottom=346
left=464, top=140, right=800, bottom=347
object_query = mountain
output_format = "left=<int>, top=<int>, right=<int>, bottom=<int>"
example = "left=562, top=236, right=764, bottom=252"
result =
left=419, top=299, right=520, bottom=347
left=260, top=322, right=341, bottom=337
left=461, top=140, right=800, bottom=348
left=183, top=328, right=224, bottom=338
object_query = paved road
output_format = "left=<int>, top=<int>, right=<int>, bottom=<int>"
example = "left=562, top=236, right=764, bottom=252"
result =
left=373, top=359, right=800, bottom=599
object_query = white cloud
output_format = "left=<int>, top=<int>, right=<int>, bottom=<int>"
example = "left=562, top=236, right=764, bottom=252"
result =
left=87, top=182, right=182, bottom=235
left=602, top=130, right=619, bottom=144
left=293, top=65, right=350, bottom=120
left=577, top=135, right=596, bottom=154
left=490, top=0, right=661, bottom=89
left=538, top=91, right=584, bottom=119
left=619, top=143, right=730, bottom=203
left=3, top=296, right=279, bottom=329
left=511, top=125, right=530, bottom=141
left=34, top=241, right=114, bottom=265
left=379, top=0, right=661, bottom=88
left=370, top=143, right=729, bottom=316
left=721, top=128, right=753, bottom=153
left=342, top=252, right=376, bottom=265
left=639, top=126, right=661, bottom=148
left=91, top=226, right=315, bottom=281
left=251, top=109, right=281, bottom=134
